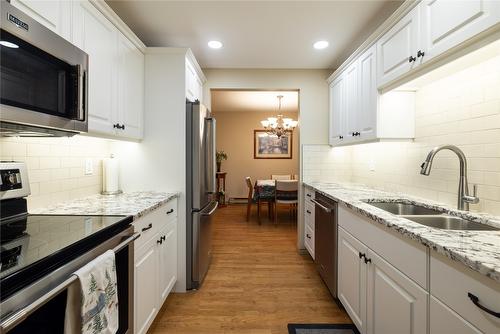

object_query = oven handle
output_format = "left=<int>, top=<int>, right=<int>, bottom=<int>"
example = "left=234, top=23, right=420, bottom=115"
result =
left=0, top=232, right=140, bottom=334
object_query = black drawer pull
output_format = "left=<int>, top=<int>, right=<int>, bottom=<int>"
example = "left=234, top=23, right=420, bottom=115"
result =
left=364, top=257, right=371, bottom=264
left=157, top=239, right=162, bottom=245
left=306, top=210, right=311, bottom=214
left=141, top=223, right=153, bottom=232
left=468, top=293, right=500, bottom=318
left=166, top=209, right=174, bottom=214
left=306, top=194, right=311, bottom=198
left=306, top=234, right=311, bottom=239
left=161, top=235, right=166, bottom=241
left=358, top=252, right=366, bottom=259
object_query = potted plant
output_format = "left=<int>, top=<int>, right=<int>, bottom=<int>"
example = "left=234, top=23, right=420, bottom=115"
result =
left=216, top=150, right=227, bottom=172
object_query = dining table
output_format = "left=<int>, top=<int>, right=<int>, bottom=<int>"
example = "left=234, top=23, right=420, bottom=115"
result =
left=252, top=179, right=298, bottom=223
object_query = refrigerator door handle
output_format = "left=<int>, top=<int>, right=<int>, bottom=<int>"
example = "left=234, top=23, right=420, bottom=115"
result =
left=201, top=202, right=218, bottom=216
left=205, top=117, right=217, bottom=194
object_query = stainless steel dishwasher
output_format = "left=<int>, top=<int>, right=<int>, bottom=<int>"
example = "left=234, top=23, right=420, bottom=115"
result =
left=312, top=193, right=338, bottom=298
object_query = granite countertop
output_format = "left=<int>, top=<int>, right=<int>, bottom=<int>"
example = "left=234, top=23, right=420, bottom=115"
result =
left=31, top=191, right=179, bottom=219
left=304, top=181, right=500, bottom=283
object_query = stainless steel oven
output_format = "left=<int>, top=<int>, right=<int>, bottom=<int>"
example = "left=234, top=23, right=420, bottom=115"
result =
left=0, top=1, right=88, bottom=136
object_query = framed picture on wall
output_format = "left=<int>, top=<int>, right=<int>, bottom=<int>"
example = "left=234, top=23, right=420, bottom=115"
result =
left=254, top=130, right=292, bottom=159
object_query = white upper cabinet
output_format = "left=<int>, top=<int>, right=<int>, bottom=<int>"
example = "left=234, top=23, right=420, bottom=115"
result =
left=357, top=45, right=377, bottom=141
left=344, top=62, right=359, bottom=139
left=186, top=58, right=204, bottom=103
left=10, top=0, right=72, bottom=41
left=117, top=32, right=144, bottom=140
left=421, top=0, right=500, bottom=63
left=377, top=5, right=421, bottom=87
left=73, top=1, right=117, bottom=136
left=328, top=75, right=345, bottom=146
left=72, top=1, right=144, bottom=140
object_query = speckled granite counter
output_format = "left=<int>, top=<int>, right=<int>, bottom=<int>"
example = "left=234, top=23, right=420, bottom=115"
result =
left=304, top=181, right=500, bottom=283
left=31, top=191, right=179, bottom=219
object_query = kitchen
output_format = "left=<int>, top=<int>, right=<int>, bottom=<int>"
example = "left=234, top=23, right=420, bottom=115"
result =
left=0, top=0, right=499, bottom=334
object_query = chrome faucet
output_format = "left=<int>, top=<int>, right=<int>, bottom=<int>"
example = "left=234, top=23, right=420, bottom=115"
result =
left=420, top=145, right=479, bottom=211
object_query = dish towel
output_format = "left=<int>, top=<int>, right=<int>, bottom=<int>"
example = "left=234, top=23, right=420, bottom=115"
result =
left=65, top=250, right=119, bottom=334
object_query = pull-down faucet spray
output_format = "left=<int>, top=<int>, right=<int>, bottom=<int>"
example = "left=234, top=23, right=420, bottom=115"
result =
left=420, top=145, right=479, bottom=211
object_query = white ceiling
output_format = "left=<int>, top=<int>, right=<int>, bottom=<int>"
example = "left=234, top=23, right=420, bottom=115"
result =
left=106, top=0, right=402, bottom=69
left=211, top=90, right=299, bottom=113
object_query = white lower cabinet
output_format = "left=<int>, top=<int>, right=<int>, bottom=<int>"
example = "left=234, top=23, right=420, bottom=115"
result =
left=366, top=249, right=427, bottom=334
left=158, top=222, right=178, bottom=303
left=338, top=226, right=427, bottom=334
left=338, top=227, right=367, bottom=332
left=135, top=236, right=159, bottom=334
left=133, top=201, right=178, bottom=334
left=430, top=296, right=481, bottom=334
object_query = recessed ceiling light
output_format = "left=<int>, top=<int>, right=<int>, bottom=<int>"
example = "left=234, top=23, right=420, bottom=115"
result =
left=0, top=41, right=19, bottom=48
left=208, top=40, right=223, bottom=49
left=313, top=40, right=329, bottom=50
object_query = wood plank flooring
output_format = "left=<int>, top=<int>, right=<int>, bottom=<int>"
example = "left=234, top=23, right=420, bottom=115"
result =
left=148, top=204, right=351, bottom=334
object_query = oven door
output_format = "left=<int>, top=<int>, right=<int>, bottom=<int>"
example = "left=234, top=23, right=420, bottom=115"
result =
left=0, top=2, right=88, bottom=135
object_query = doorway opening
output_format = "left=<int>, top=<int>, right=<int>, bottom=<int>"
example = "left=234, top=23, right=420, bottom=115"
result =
left=211, top=88, right=300, bottom=227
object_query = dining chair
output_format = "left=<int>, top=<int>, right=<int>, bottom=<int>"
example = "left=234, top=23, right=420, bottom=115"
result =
left=274, top=180, right=298, bottom=225
left=271, top=174, right=292, bottom=180
left=246, top=177, right=273, bottom=223
left=245, top=177, right=253, bottom=221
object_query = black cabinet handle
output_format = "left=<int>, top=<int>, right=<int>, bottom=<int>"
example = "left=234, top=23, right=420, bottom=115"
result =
left=157, top=239, right=162, bottom=245
left=358, top=252, right=366, bottom=259
left=417, top=50, right=425, bottom=58
left=306, top=194, right=311, bottom=198
left=119, top=124, right=125, bottom=130
left=339, top=135, right=343, bottom=140
left=113, top=123, right=119, bottom=129
left=161, top=235, right=166, bottom=241
left=141, top=223, right=152, bottom=232
left=408, top=55, right=416, bottom=63
left=468, top=293, right=500, bottom=318
left=306, top=210, right=311, bottom=214
left=166, top=209, right=174, bottom=214
left=306, top=234, right=311, bottom=239
left=364, top=257, right=372, bottom=264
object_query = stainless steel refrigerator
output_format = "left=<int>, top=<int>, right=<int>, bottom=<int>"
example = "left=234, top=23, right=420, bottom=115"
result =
left=186, top=100, right=218, bottom=290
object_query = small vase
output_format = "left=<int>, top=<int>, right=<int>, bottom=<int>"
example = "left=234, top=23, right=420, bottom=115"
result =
left=216, top=162, right=221, bottom=173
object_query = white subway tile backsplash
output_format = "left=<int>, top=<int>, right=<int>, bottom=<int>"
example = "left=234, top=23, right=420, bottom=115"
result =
left=0, top=136, right=112, bottom=210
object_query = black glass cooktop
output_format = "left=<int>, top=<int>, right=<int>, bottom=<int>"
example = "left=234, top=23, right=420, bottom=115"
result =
left=0, top=214, right=132, bottom=300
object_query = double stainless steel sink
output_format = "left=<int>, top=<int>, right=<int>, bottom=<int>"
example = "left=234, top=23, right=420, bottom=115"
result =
left=366, top=201, right=499, bottom=231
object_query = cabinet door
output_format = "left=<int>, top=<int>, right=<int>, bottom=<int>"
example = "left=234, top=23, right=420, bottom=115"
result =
left=366, top=249, right=427, bottom=334
left=329, top=75, right=345, bottom=146
left=430, top=296, right=482, bottom=334
left=10, top=0, right=71, bottom=41
left=343, top=62, right=360, bottom=143
left=421, top=0, right=500, bottom=63
left=338, top=227, right=367, bottom=333
left=377, top=5, right=420, bottom=88
left=186, top=59, right=200, bottom=102
left=158, top=222, right=177, bottom=303
left=73, top=1, right=117, bottom=135
left=358, top=45, right=377, bottom=141
left=134, top=237, right=159, bottom=334
left=117, top=32, right=144, bottom=139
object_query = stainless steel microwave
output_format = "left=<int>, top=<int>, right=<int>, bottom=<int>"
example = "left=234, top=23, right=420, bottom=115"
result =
left=0, top=1, right=88, bottom=136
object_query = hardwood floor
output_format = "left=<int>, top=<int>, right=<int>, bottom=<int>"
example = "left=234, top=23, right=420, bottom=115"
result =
left=148, top=204, right=351, bottom=334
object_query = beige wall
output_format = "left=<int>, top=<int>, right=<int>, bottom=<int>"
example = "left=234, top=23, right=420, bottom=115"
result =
left=0, top=136, right=112, bottom=210
left=304, top=54, right=500, bottom=215
left=214, top=110, right=299, bottom=199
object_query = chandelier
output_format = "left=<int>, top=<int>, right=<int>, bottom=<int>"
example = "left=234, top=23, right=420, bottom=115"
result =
left=260, top=95, right=298, bottom=138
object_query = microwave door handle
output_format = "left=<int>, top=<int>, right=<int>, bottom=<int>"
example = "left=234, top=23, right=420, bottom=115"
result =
left=76, top=65, right=87, bottom=121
